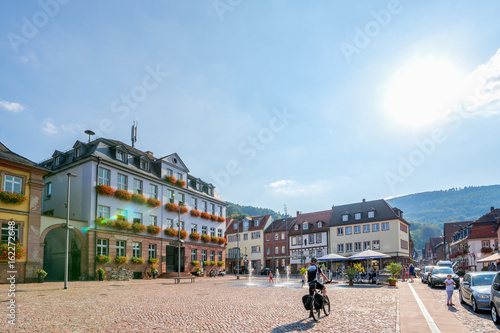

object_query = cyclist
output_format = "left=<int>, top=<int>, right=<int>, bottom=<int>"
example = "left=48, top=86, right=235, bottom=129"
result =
left=307, top=257, right=331, bottom=296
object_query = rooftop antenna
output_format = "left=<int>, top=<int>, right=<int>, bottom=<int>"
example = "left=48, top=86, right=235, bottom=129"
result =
left=84, top=130, right=95, bottom=143
left=131, top=121, right=138, bottom=147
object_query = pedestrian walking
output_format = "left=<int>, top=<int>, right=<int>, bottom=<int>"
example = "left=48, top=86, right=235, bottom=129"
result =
left=409, top=264, right=415, bottom=283
left=444, top=274, right=456, bottom=306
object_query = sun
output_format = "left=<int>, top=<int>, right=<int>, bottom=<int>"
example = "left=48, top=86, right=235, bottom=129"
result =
left=384, top=59, right=463, bottom=128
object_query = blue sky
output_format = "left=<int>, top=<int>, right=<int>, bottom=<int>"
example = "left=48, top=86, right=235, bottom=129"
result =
left=1, top=1, right=500, bottom=215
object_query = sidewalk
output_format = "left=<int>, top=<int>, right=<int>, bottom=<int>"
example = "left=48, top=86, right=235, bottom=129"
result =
left=399, top=281, right=469, bottom=333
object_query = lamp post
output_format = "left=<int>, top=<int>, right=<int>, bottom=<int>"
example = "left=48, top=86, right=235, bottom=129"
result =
left=236, top=220, right=240, bottom=279
left=64, top=173, right=77, bottom=290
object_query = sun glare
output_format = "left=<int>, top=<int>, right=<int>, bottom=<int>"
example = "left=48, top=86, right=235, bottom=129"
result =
left=385, top=59, right=463, bottom=128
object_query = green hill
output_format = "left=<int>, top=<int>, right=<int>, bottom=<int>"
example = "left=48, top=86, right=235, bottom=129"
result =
left=226, top=202, right=282, bottom=220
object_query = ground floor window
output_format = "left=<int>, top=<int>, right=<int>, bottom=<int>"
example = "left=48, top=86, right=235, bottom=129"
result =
left=191, top=249, right=197, bottom=261
left=218, top=251, right=222, bottom=262
left=210, top=251, right=215, bottom=261
left=1, top=222, right=20, bottom=243
left=97, top=239, right=108, bottom=256
left=133, top=242, right=141, bottom=257
left=116, top=240, right=126, bottom=257
left=149, top=244, right=156, bottom=259
left=202, top=250, right=207, bottom=262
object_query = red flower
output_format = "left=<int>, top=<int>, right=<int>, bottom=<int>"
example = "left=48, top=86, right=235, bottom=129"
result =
left=201, top=234, right=211, bottom=243
left=164, top=175, right=176, bottom=184
left=211, top=236, right=219, bottom=244
left=147, top=225, right=161, bottom=235
left=176, top=179, right=186, bottom=188
left=114, top=189, right=132, bottom=201
left=190, top=210, right=201, bottom=217
left=179, top=206, right=188, bottom=215
left=131, top=193, right=147, bottom=205
left=95, top=185, right=115, bottom=196
left=189, top=232, right=201, bottom=241
left=164, top=228, right=178, bottom=237
left=180, top=230, right=188, bottom=240
left=218, top=237, right=227, bottom=245
left=131, top=223, right=146, bottom=233
left=201, top=212, right=210, bottom=220
left=147, top=197, right=162, bottom=208
left=165, top=203, right=179, bottom=212
left=217, top=216, right=225, bottom=223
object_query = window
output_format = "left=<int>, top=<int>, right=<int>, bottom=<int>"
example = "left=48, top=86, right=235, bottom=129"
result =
left=133, top=179, right=143, bottom=194
left=368, top=211, right=375, bottom=218
left=165, top=218, right=173, bottom=229
left=251, top=232, right=261, bottom=239
left=117, top=174, right=127, bottom=190
left=116, top=241, right=126, bottom=257
left=363, top=241, right=370, bottom=250
left=1, top=222, right=19, bottom=243
left=266, top=234, right=270, bottom=241
left=167, top=190, right=174, bottom=203
left=241, top=233, right=247, bottom=240
left=179, top=221, right=185, bottom=230
left=191, top=197, right=198, bottom=209
left=355, top=242, right=361, bottom=251
left=117, top=209, right=127, bottom=219
left=75, top=147, right=81, bottom=158
left=149, top=244, right=157, bottom=259
left=218, top=251, right=222, bottom=261
left=345, top=227, right=352, bottom=235
left=54, top=155, right=60, bottom=166
left=401, top=239, right=408, bottom=249
left=202, top=201, right=207, bottom=212
left=275, top=234, right=279, bottom=240
left=482, top=240, right=490, bottom=248
left=342, top=214, right=348, bottom=222
left=355, top=213, right=361, bottom=220
left=266, top=248, right=270, bottom=255
left=217, top=229, right=222, bottom=238
left=354, top=226, right=361, bottom=234
left=210, top=251, right=215, bottom=261
left=233, top=222, right=238, bottom=230
left=317, top=250, right=323, bottom=258
left=98, top=168, right=110, bottom=185
left=219, top=206, right=223, bottom=216
left=166, top=169, right=173, bottom=176
left=338, top=244, right=344, bottom=253
left=282, top=246, right=285, bottom=254
left=252, top=246, right=261, bottom=253
left=140, top=161, right=148, bottom=170
left=133, top=212, right=142, bottom=224
left=372, top=224, right=379, bottom=232
left=202, top=226, right=207, bottom=235
left=400, top=223, right=408, bottom=233
left=210, top=203, right=215, bottom=214
left=178, top=193, right=185, bottom=204
left=346, top=243, right=353, bottom=252
left=372, top=240, right=380, bottom=250
left=243, top=221, right=249, bottom=231
left=337, top=227, right=344, bottom=236
left=149, top=184, right=158, bottom=199
left=382, top=222, right=389, bottom=231
left=294, top=225, right=299, bottom=231
left=45, top=182, right=51, bottom=198
left=281, top=232, right=285, bottom=240
left=149, top=215, right=157, bottom=226
left=210, top=227, right=216, bottom=237
left=188, top=249, right=197, bottom=262
left=292, top=237, right=297, bottom=246
left=363, top=225, right=370, bottom=233
left=177, top=172, right=183, bottom=181
left=303, top=223, right=308, bottom=230
left=316, top=234, right=322, bottom=243
left=318, top=222, right=322, bottom=228
left=275, top=247, right=279, bottom=254
left=202, top=250, right=207, bottom=262
left=133, top=242, right=141, bottom=257
left=97, top=239, right=108, bottom=256
left=191, top=224, right=197, bottom=233
left=309, top=235, right=314, bottom=244
left=117, top=150, right=125, bottom=161
left=98, top=205, right=110, bottom=218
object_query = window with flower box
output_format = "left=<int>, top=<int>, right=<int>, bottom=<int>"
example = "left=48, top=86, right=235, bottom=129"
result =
left=167, top=190, right=174, bottom=203
left=209, top=227, right=215, bottom=237
left=177, top=173, right=183, bottom=181
left=98, top=168, right=110, bottom=185
left=210, top=251, right=215, bottom=261
left=166, top=169, right=173, bottom=176
left=117, top=209, right=127, bottom=219
left=218, top=251, right=222, bottom=261
left=133, top=212, right=142, bottom=224
left=149, top=215, right=157, bottom=226
left=1, top=222, right=20, bottom=242
left=179, top=221, right=185, bottom=230
left=202, top=250, right=207, bottom=262
left=202, top=226, right=207, bottom=235
left=191, top=249, right=197, bottom=261
left=116, top=241, right=126, bottom=257
left=191, top=224, right=197, bottom=233
left=149, top=244, right=156, bottom=259
left=97, top=239, right=108, bottom=256
left=217, top=229, right=222, bottom=238
left=210, top=203, right=215, bottom=214
left=178, top=193, right=185, bottom=204
left=133, top=179, right=143, bottom=194
left=202, top=201, right=207, bottom=212
left=133, top=242, right=141, bottom=257
left=191, top=197, right=198, bottom=210
left=149, top=184, right=158, bottom=199
left=98, top=205, right=110, bottom=219
left=166, top=218, right=173, bottom=229
left=117, top=174, right=127, bottom=190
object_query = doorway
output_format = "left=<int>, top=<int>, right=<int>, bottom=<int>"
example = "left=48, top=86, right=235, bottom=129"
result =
left=165, top=245, right=184, bottom=273
left=43, top=227, right=81, bottom=281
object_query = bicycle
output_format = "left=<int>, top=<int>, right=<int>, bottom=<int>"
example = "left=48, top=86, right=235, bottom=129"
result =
left=306, top=281, right=331, bottom=321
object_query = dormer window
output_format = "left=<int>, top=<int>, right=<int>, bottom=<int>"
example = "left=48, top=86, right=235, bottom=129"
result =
left=233, top=223, right=238, bottom=230
left=294, top=225, right=299, bottom=231
left=303, top=223, right=308, bottom=230
left=75, top=148, right=81, bottom=158
left=368, top=211, right=375, bottom=218
left=254, top=219, right=260, bottom=227
left=177, top=173, right=183, bottom=181
left=342, top=214, right=348, bottom=222
left=117, top=151, right=125, bottom=162
left=355, top=213, right=361, bottom=220
left=54, top=156, right=60, bottom=166
left=243, top=221, right=249, bottom=231
left=318, top=222, right=322, bottom=228
left=140, top=160, right=149, bottom=171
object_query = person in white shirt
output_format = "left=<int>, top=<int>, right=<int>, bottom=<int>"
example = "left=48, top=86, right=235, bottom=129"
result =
left=444, top=274, right=456, bottom=306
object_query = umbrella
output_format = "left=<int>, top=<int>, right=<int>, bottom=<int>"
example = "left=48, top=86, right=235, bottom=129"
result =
left=318, top=253, right=347, bottom=261
left=349, top=250, right=391, bottom=260
left=477, top=252, right=500, bottom=263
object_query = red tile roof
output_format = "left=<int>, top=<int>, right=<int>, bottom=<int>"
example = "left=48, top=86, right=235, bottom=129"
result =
left=468, top=224, right=498, bottom=239
left=225, top=215, right=272, bottom=235
left=443, top=221, right=471, bottom=242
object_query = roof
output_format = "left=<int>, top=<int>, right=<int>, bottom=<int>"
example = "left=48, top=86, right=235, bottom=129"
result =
left=468, top=224, right=498, bottom=239
left=328, top=199, right=404, bottom=227
left=0, top=142, right=48, bottom=172
left=429, top=237, right=443, bottom=250
left=289, top=210, right=332, bottom=235
left=225, top=215, right=272, bottom=235
left=443, top=221, right=472, bottom=242
left=263, top=218, right=294, bottom=233
left=473, top=208, right=500, bottom=224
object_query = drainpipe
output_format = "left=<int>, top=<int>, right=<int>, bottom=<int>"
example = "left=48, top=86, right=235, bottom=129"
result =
left=94, top=157, right=101, bottom=279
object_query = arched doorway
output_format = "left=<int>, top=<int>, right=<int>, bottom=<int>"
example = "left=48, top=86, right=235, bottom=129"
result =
left=43, top=227, right=81, bottom=281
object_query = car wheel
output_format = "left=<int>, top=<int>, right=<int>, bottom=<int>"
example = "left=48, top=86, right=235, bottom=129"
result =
left=472, top=297, right=478, bottom=313
left=459, top=291, right=464, bottom=304
left=492, top=304, right=500, bottom=324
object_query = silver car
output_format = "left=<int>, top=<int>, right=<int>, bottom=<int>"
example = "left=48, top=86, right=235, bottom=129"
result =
left=490, top=272, right=500, bottom=324
left=421, top=266, right=434, bottom=284
left=459, top=272, right=496, bottom=312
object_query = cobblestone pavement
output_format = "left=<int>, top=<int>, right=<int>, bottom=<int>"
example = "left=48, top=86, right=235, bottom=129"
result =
left=1, top=277, right=397, bottom=333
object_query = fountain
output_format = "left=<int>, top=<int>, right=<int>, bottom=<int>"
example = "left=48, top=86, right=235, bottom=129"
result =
left=274, top=268, right=282, bottom=286
left=246, top=267, right=256, bottom=286
left=284, top=265, right=293, bottom=285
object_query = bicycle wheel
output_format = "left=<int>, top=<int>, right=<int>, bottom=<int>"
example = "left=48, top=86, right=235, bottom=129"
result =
left=323, top=295, right=330, bottom=316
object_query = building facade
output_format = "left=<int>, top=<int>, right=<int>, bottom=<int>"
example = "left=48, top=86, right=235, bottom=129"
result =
left=263, top=217, right=293, bottom=273
left=39, top=138, right=227, bottom=280
left=0, top=142, right=48, bottom=282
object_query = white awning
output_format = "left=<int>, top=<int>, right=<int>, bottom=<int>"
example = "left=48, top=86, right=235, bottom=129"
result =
left=477, top=253, right=500, bottom=263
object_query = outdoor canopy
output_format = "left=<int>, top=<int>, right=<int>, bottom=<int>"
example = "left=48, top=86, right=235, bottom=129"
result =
left=348, top=250, right=391, bottom=260
left=317, top=253, right=347, bottom=261
left=477, top=252, right=500, bottom=263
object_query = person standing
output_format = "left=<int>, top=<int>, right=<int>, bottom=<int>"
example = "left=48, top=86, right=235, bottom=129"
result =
left=269, top=271, right=273, bottom=284
left=409, top=264, right=415, bottom=283
left=444, top=274, right=456, bottom=306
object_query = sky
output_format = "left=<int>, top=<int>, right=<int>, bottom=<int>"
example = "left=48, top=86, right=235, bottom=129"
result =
left=1, top=1, right=500, bottom=216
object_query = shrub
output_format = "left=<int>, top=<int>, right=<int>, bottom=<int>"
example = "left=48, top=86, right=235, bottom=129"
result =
left=115, top=256, right=128, bottom=265
left=131, top=257, right=145, bottom=264
left=149, top=258, right=159, bottom=264
left=218, top=237, right=227, bottom=245
left=0, top=242, right=25, bottom=260
left=164, top=175, right=176, bottom=184
left=164, top=228, right=178, bottom=237
left=147, top=197, right=162, bottom=208
left=114, top=189, right=132, bottom=201
left=176, top=179, right=186, bottom=188
left=201, top=212, right=210, bottom=220
left=387, top=262, right=402, bottom=278
left=179, top=206, right=188, bottom=215
left=217, top=261, right=224, bottom=266
left=189, top=232, right=201, bottom=241
left=0, top=191, right=27, bottom=205
left=147, top=225, right=161, bottom=235
left=191, top=260, right=200, bottom=266
left=131, top=223, right=146, bottom=233
left=94, top=184, right=115, bottom=196
left=165, top=203, right=179, bottom=212
left=201, top=234, right=211, bottom=243
left=131, top=193, right=147, bottom=205
left=211, top=236, right=219, bottom=244
left=190, top=209, right=201, bottom=217
left=96, top=255, right=111, bottom=264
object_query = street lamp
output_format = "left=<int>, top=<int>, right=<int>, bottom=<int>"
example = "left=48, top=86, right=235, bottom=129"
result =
left=64, top=173, right=77, bottom=290
left=173, top=193, right=183, bottom=280
left=236, top=220, right=240, bottom=279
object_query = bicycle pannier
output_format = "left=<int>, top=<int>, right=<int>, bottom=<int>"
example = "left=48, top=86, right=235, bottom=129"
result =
left=314, top=293, right=323, bottom=310
left=302, top=295, right=312, bottom=310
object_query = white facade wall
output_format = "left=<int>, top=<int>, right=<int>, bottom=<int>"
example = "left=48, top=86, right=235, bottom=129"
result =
left=289, top=231, right=328, bottom=265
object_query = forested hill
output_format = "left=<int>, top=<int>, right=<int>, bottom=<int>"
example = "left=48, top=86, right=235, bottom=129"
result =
left=226, top=202, right=282, bottom=220
left=386, top=185, right=500, bottom=224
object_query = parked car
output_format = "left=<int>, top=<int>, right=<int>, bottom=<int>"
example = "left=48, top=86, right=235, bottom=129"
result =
left=261, top=268, right=271, bottom=275
left=459, top=272, right=496, bottom=312
left=428, top=267, right=460, bottom=288
left=437, top=260, right=453, bottom=268
left=490, top=271, right=500, bottom=324
left=422, top=266, right=434, bottom=284
left=426, top=266, right=438, bottom=284
left=233, top=266, right=249, bottom=274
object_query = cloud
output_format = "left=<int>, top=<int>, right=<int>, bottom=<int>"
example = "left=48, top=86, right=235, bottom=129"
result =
left=42, top=119, right=59, bottom=135
left=0, top=100, right=25, bottom=113
left=41, top=118, right=86, bottom=136
left=265, top=179, right=331, bottom=197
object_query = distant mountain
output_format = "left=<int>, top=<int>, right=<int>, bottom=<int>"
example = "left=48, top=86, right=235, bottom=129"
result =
left=387, top=185, right=500, bottom=224
left=226, top=202, right=282, bottom=220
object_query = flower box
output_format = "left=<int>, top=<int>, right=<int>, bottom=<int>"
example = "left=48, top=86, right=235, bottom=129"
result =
left=211, top=236, right=219, bottom=244
left=96, top=255, right=111, bottom=264
left=210, top=214, right=217, bottom=221
left=0, top=191, right=28, bottom=205
left=217, top=261, right=224, bottom=266
left=149, top=258, right=159, bottom=264
left=131, top=257, right=145, bottom=264
left=131, top=223, right=146, bottom=233
left=165, top=203, right=179, bottom=212
left=0, top=242, right=25, bottom=260
left=210, top=261, right=216, bottom=266
left=147, top=225, right=161, bottom=235
left=179, top=206, right=188, bottom=215
left=201, top=212, right=210, bottom=220
left=131, top=193, right=147, bottom=205
left=203, top=261, right=211, bottom=266
left=191, top=260, right=200, bottom=266
left=114, top=189, right=132, bottom=201
left=180, top=230, right=188, bottom=240
left=218, top=237, right=227, bottom=245
left=111, top=219, right=132, bottom=231
left=189, top=232, right=201, bottom=241
left=176, top=179, right=186, bottom=188
left=115, top=256, right=128, bottom=265
left=481, top=247, right=494, bottom=254
left=201, top=234, right=211, bottom=243
left=217, top=216, right=225, bottom=223
left=164, top=228, right=178, bottom=237
left=147, top=197, right=162, bottom=208
left=164, top=175, right=176, bottom=184
left=95, top=184, right=115, bottom=196
left=190, top=209, right=201, bottom=217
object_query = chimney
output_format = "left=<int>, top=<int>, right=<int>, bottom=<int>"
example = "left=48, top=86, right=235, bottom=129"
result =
left=490, top=206, right=495, bottom=212
left=362, top=198, right=366, bottom=203
left=145, top=151, right=154, bottom=157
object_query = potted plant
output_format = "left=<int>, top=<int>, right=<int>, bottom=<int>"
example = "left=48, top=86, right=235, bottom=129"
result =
left=387, top=262, right=402, bottom=286
left=195, top=267, right=201, bottom=276
left=131, top=193, right=147, bottom=205
left=191, top=260, right=200, bottom=266
left=179, top=230, right=188, bottom=240
left=344, top=266, right=357, bottom=285
left=97, top=268, right=105, bottom=281
left=37, top=269, right=47, bottom=283
left=190, top=209, right=201, bottom=217
left=96, top=254, right=111, bottom=264
left=179, top=206, right=188, bottom=215
left=201, top=234, right=211, bottom=243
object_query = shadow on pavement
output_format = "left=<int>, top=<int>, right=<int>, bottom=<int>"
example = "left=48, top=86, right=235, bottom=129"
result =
left=271, top=318, right=315, bottom=332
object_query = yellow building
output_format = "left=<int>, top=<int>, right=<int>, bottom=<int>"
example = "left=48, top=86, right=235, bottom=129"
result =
left=0, top=142, right=48, bottom=282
